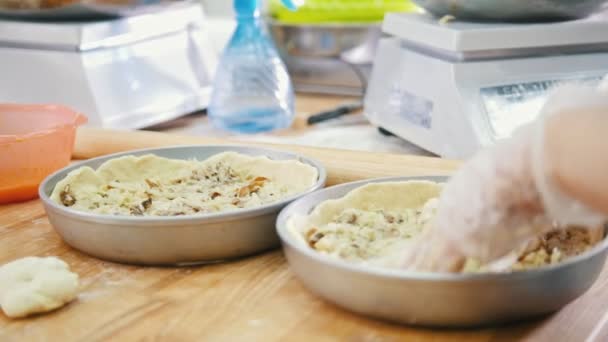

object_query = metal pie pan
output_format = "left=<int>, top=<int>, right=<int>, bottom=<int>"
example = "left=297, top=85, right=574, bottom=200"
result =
left=276, top=176, right=608, bottom=327
left=39, top=145, right=326, bottom=266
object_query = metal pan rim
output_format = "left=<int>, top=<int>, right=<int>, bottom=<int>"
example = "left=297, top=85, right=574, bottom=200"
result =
left=39, top=144, right=327, bottom=226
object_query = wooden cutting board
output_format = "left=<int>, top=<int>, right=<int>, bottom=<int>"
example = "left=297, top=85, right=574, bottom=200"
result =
left=1, top=128, right=608, bottom=341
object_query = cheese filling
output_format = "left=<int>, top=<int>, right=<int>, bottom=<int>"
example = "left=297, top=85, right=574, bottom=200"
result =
left=301, top=196, right=601, bottom=272
left=59, top=163, right=289, bottom=216
left=305, top=199, right=437, bottom=262
left=52, top=152, right=318, bottom=217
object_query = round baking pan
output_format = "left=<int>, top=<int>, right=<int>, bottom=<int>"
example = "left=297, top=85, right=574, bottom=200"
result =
left=276, top=176, right=608, bottom=327
left=39, top=145, right=326, bottom=266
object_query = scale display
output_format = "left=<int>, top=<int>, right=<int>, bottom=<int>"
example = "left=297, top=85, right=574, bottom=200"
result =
left=481, top=75, right=605, bottom=139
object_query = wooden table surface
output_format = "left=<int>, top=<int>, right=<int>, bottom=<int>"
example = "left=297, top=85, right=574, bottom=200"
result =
left=3, top=182, right=608, bottom=341
left=2, top=95, right=608, bottom=341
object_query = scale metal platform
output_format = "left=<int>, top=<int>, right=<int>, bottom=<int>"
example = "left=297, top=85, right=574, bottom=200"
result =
left=0, top=2, right=218, bottom=129
left=364, top=13, right=608, bottom=158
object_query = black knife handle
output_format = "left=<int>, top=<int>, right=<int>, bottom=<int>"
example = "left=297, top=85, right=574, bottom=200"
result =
left=307, top=104, right=362, bottom=125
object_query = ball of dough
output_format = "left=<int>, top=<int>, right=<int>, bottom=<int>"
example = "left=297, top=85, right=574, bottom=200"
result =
left=0, top=256, right=79, bottom=318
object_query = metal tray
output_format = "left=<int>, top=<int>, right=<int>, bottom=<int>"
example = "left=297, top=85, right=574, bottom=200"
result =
left=0, top=0, right=192, bottom=20
left=39, top=145, right=326, bottom=266
left=276, top=176, right=608, bottom=327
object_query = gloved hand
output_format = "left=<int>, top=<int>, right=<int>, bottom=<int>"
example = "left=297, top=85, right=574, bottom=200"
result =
left=401, top=81, right=608, bottom=272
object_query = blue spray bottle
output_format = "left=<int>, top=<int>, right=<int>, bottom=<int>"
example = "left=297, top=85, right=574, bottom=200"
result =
left=208, top=0, right=295, bottom=134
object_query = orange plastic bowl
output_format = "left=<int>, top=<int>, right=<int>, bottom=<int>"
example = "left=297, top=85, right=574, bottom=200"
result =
left=0, top=104, right=87, bottom=204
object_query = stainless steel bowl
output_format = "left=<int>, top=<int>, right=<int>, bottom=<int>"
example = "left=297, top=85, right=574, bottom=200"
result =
left=39, top=145, right=326, bottom=266
left=268, top=21, right=381, bottom=61
left=267, top=21, right=381, bottom=96
left=413, top=0, right=608, bottom=22
left=276, top=176, right=608, bottom=327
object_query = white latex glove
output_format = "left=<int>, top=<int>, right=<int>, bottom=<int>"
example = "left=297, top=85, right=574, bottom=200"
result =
left=402, top=81, right=608, bottom=272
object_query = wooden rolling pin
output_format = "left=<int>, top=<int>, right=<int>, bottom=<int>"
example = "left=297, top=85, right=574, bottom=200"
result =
left=74, top=127, right=460, bottom=186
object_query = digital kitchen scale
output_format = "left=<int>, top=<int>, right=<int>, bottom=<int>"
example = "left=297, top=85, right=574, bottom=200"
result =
left=364, top=13, right=608, bottom=159
left=0, top=2, right=218, bottom=129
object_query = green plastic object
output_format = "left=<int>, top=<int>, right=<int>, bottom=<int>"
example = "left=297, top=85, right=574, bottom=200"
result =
left=269, top=0, right=419, bottom=23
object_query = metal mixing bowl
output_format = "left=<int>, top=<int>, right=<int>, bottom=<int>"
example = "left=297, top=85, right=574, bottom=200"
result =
left=267, top=20, right=381, bottom=95
left=276, top=176, right=608, bottom=327
left=268, top=20, right=381, bottom=61
left=39, top=145, right=326, bottom=266
left=413, top=0, right=608, bottom=21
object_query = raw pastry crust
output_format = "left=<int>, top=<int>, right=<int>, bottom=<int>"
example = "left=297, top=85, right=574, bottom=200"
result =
left=289, top=181, right=604, bottom=272
left=51, top=152, right=318, bottom=217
